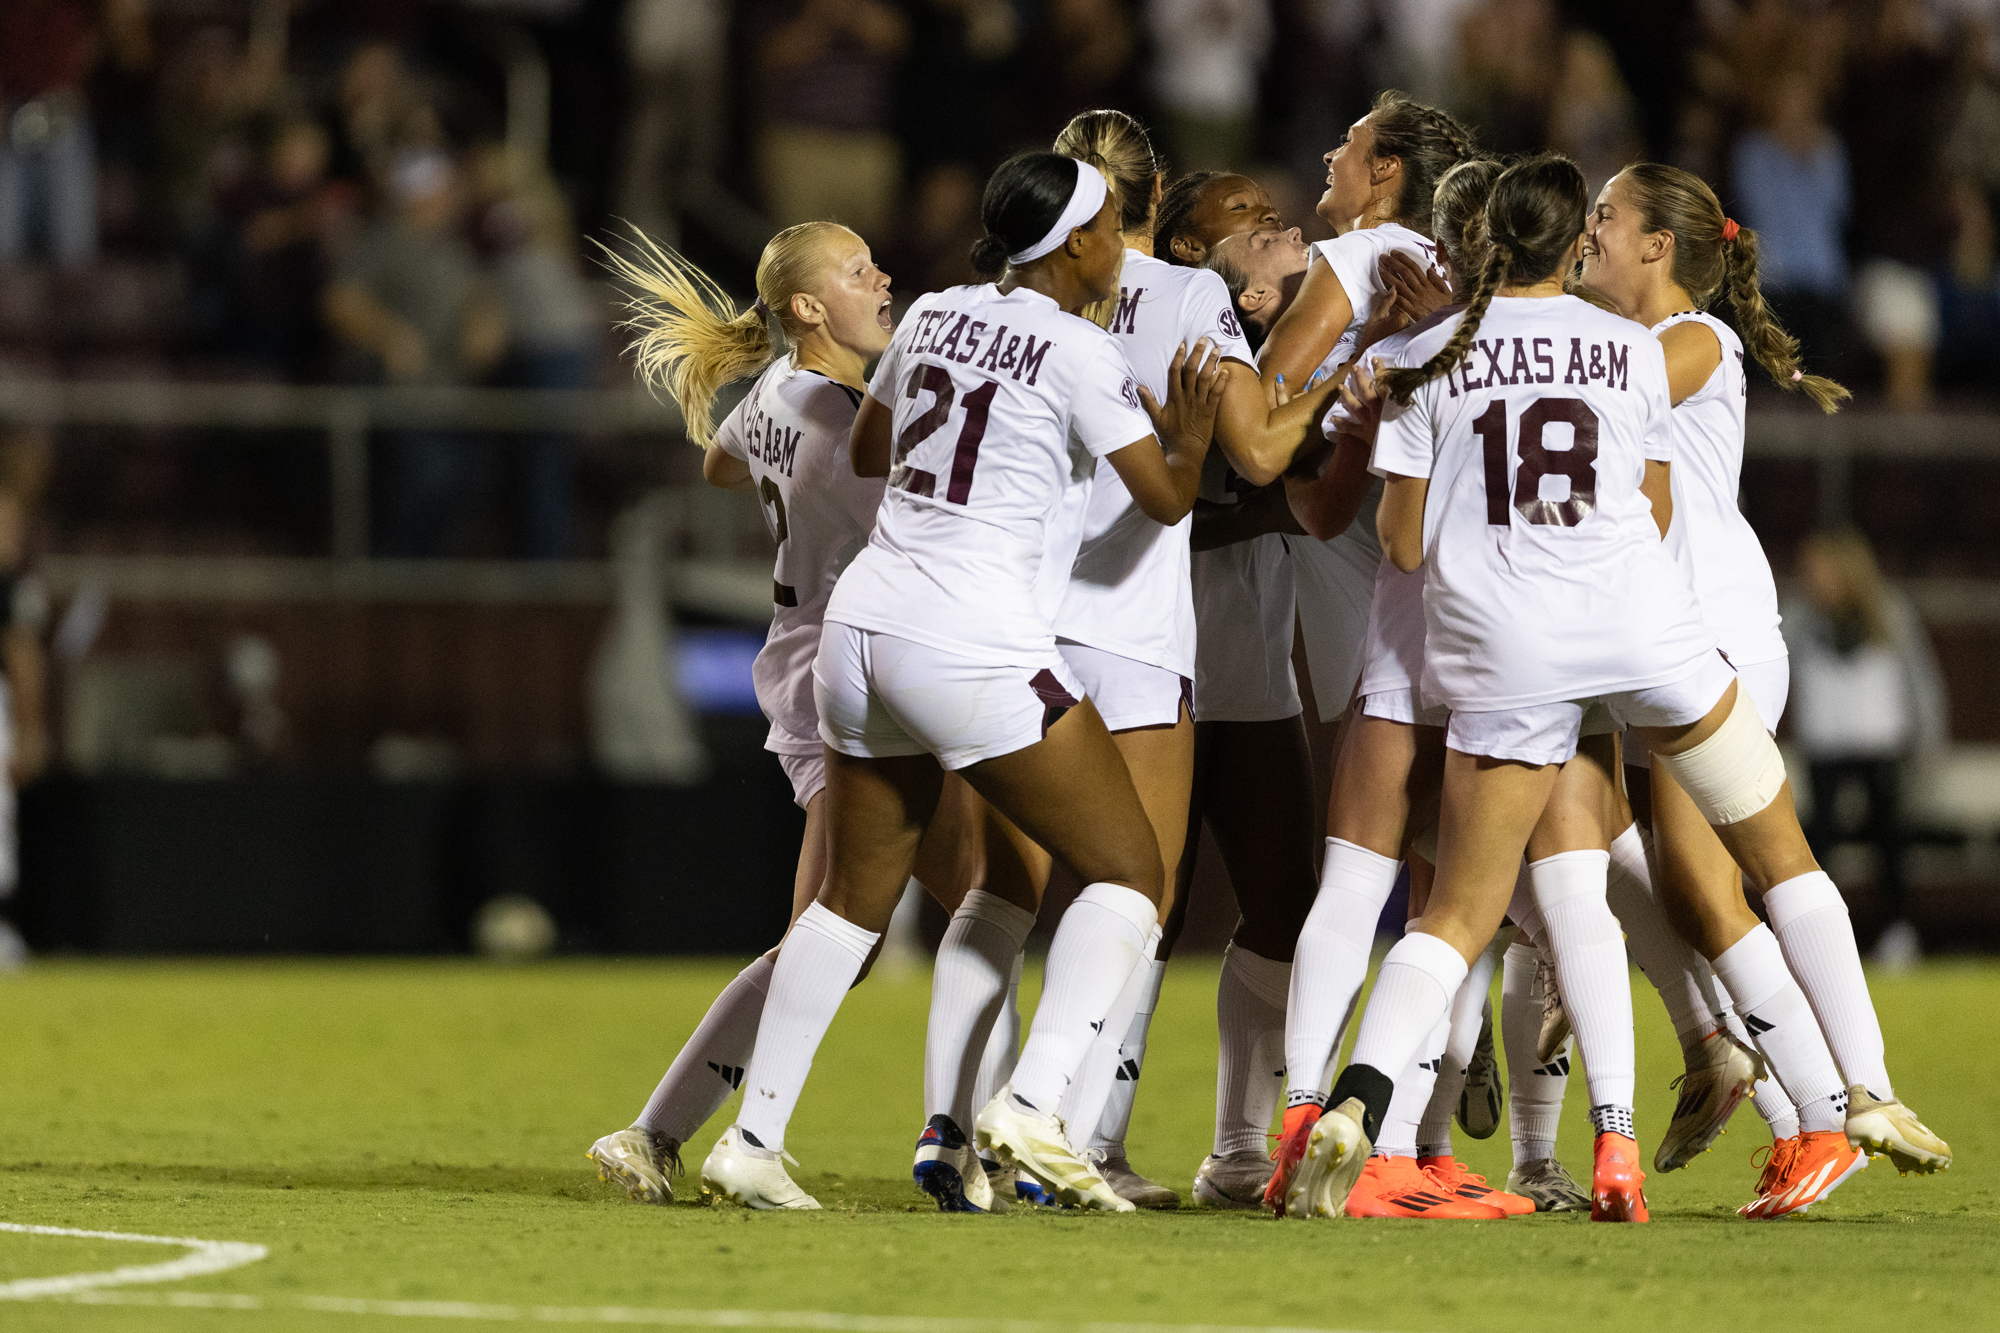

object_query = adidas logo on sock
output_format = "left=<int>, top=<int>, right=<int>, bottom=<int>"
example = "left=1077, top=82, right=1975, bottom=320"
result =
left=1419, top=1058, right=1441, bottom=1073
left=1114, top=1058, right=1142, bottom=1082
left=1533, top=1056, right=1571, bottom=1077
left=1742, top=1013, right=1776, bottom=1036
left=708, top=1061, right=745, bottom=1089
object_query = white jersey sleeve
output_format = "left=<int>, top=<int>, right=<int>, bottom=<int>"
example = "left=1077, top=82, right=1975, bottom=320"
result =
left=1309, top=222, right=1445, bottom=376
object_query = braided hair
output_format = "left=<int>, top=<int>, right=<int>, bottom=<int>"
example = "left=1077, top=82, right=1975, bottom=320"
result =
left=1382, top=154, right=1587, bottom=404
left=1153, top=171, right=1225, bottom=266
left=1368, top=91, right=1478, bottom=238
left=1619, top=163, right=1849, bottom=414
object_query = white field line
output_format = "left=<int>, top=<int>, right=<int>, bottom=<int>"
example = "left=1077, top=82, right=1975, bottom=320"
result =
left=2, top=1220, right=1403, bottom=1332
left=0, top=1221, right=268, bottom=1299
left=50, top=1290, right=1391, bottom=1333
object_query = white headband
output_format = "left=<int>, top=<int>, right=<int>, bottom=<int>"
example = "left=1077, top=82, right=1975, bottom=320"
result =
left=1007, top=159, right=1109, bottom=267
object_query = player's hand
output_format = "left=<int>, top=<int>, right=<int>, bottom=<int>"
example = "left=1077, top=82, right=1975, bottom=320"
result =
left=1140, top=337, right=1229, bottom=455
left=1338, top=357, right=1388, bottom=437
left=1382, top=250, right=1453, bottom=324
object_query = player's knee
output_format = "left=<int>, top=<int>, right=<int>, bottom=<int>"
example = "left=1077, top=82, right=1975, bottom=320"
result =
left=1652, top=685, right=1787, bottom=827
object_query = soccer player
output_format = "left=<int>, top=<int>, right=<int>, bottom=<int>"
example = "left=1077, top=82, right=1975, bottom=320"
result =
left=700, top=151, right=1227, bottom=1211
left=1580, top=162, right=1950, bottom=1211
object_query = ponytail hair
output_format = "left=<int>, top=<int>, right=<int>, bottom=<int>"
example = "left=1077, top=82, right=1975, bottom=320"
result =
left=606, top=221, right=851, bottom=447
left=1618, top=163, right=1850, bottom=413
left=1055, top=109, right=1162, bottom=239
left=1432, top=157, right=1505, bottom=281
left=1383, top=154, right=1585, bottom=403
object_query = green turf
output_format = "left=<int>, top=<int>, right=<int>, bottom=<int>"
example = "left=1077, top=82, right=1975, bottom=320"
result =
left=1, top=955, right=1995, bottom=1332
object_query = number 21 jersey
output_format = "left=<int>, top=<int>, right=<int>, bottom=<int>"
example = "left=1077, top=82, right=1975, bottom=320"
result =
left=1371, top=294, right=1715, bottom=711
left=827, top=283, right=1156, bottom=668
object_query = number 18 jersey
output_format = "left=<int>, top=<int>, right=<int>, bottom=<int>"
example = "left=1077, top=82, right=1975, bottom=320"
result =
left=827, top=283, right=1156, bottom=668
left=1371, top=294, right=1715, bottom=712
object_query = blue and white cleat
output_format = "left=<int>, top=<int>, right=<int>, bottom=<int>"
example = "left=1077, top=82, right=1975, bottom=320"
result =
left=913, top=1115, right=995, bottom=1212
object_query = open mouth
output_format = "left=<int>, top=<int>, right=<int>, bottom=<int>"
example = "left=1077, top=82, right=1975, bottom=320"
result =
left=876, top=296, right=894, bottom=330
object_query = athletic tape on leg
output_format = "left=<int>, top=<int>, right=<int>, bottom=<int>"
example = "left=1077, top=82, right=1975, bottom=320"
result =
left=1653, top=685, right=1787, bottom=825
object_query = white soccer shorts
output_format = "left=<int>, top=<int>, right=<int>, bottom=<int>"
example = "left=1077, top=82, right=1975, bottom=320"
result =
left=1445, top=652, right=1738, bottom=768
left=1058, top=639, right=1190, bottom=732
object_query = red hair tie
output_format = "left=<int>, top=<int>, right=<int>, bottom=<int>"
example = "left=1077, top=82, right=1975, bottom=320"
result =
left=1721, top=217, right=1741, bottom=242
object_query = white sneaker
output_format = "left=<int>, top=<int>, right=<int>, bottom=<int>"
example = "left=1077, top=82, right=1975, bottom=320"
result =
left=1654, top=1029, right=1763, bottom=1172
left=1456, top=999, right=1503, bottom=1140
left=699, top=1126, right=821, bottom=1210
left=1844, top=1085, right=1951, bottom=1174
left=1192, top=1151, right=1274, bottom=1209
left=587, top=1127, right=679, bottom=1204
left=1095, top=1153, right=1180, bottom=1209
left=1284, top=1097, right=1370, bottom=1219
left=974, top=1085, right=1134, bottom=1212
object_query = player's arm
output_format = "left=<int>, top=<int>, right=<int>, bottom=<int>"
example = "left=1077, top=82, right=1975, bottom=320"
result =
left=1378, top=473, right=1428, bottom=572
left=1255, top=257, right=1354, bottom=394
left=1659, top=321, right=1722, bottom=407
left=1212, top=359, right=1342, bottom=486
left=702, top=447, right=751, bottom=488
left=850, top=393, right=894, bottom=477
left=1285, top=430, right=1372, bottom=539
left=1114, top=341, right=1230, bottom=524
left=1641, top=460, right=1673, bottom=539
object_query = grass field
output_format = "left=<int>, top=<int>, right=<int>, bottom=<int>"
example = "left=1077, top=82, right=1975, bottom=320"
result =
left=1, top=955, right=1996, bottom=1332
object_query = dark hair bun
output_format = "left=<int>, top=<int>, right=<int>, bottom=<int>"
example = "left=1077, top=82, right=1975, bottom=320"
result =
left=970, top=233, right=1011, bottom=275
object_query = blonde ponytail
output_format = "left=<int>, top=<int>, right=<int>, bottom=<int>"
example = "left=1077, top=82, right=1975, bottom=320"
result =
left=604, top=221, right=851, bottom=447
left=1723, top=226, right=1851, bottom=414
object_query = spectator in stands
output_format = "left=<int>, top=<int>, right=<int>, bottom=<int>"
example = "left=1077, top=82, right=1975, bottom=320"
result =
left=1547, top=29, right=1642, bottom=199
left=324, top=151, right=507, bottom=558
left=1731, top=66, right=1852, bottom=378
left=337, top=42, right=434, bottom=188
left=1784, top=529, right=1949, bottom=971
left=0, top=0, right=103, bottom=269
left=471, top=145, right=599, bottom=560
left=752, top=0, right=909, bottom=236
left=1146, top=0, right=1273, bottom=171
left=240, top=119, right=356, bottom=383
left=615, top=0, right=726, bottom=250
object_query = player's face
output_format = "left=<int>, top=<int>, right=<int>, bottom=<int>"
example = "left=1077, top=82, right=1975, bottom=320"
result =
left=816, top=231, right=895, bottom=357
left=1234, top=226, right=1310, bottom=290
left=1580, top=174, right=1649, bottom=316
left=1072, top=193, right=1127, bottom=305
left=1188, top=174, right=1280, bottom=247
left=1319, top=115, right=1378, bottom=231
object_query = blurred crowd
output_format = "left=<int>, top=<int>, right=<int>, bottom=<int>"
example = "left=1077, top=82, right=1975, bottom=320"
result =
left=2, top=0, right=1999, bottom=409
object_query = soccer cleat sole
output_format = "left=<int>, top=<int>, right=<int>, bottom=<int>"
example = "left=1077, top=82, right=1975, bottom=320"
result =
left=912, top=1159, right=985, bottom=1213
left=1845, top=1112, right=1951, bottom=1175
left=1286, top=1102, right=1369, bottom=1220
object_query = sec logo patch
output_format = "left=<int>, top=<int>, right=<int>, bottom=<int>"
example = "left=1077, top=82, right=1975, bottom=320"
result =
left=1219, top=307, right=1242, bottom=339
left=1120, top=377, right=1140, bottom=409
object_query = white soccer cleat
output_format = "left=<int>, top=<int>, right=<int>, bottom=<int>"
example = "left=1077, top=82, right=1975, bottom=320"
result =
left=699, top=1126, right=821, bottom=1210
left=1284, top=1097, right=1371, bottom=1220
left=1095, top=1153, right=1180, bottom=1210
left=1844, top=1086, right=1952, bottom=1175
left=1456, top=999, right=1504, bottom=1140
left=974, top=1085, right=1134, bottom=1212
left=1192, top=1151, right=1275, bottom=1209
left=1654, top=1029, right=1763, bottom=1172
left=1504, top=1157, right=1589, bottom=1213
left=912, top=1115, right=995, bottom=1212
left=587, top=1127, right=680, bottom=1204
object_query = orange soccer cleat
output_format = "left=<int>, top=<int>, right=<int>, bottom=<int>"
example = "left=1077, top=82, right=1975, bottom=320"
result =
left=1264, top=1103, right=1321, bottom=1215
left=1737, top=1136, right=1799, bottom=1218
left=1590, top=1132, right=1649, bottom=1223
left=1419, top=1154, right=1536, bottom=1217
left=1344, top=1154, right=1507, bottom=1219
left=1741, top=1130, right=1867, bottom=1220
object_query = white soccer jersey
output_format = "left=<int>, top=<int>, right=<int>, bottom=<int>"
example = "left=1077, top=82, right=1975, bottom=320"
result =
left=715, top=359, right=886, bottom=753
left=1311, top=221, right=1444, bottom=376
left=1371, top=294, right=1716, bottom=711
left=1653, top=311, right=1787, bottom=667
left=827, top=283, right=1155, bottom=667
left=1054, top=250, right=1254, bottom=674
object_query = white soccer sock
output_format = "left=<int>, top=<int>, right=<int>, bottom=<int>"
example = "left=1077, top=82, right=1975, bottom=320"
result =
left=925, top=889, right=1040, bottom=1132
left=1059, top=923, right=1162, bottom=1139
left=1506, top=864, right=1545, bottom=945
left=636, top=953, right=774, bottom=1142
left=1212, top=943, right=1290, bottom=1157
left=1090, top=955, right=1168, bottom=1156
left=1530, top=850, right=1635, bottom=1117
left=1418, top=936, right=1501, bottom=1158
left=735, top=902, right=880, bottom=1154
left=972, top=950, right=1024, bottom=1117
left=1010, top=883, right=1156, bottom=1111
left=1377, top=1009, right=1450, bottom=1159
left=1728, top=1006, right=1803, bottom=1139
left=1709, top=924, right=1847, bottom=1134
left=1348, top=931, right=1467, bottom=1096
left=1503, top=940, right=1569, bottom=1166
left=1603, top=822, right=1731, bottom=1043
left=1763, top=871, right=1893, bottom=1098
left=1285, top=838, right=1400, bottom=1107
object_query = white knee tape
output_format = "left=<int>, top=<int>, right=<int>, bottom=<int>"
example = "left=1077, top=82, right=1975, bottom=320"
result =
left=1653, top=684, right=1786, bottom=825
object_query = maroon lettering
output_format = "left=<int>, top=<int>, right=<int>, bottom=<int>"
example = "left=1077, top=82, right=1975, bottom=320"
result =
left=975, top=325, right=1007, bottom=372
left=1111, top=288, right=1143, bottom=336
left=956, top=321, right=988, bottom=363
left=1015, top=334, right=1052, bottom=386
left=935, top=314, right=969, bottom=362
left=1533, top=337, right=1554, bottom=383
left=1510, top=338, right=1534, bottom=385
left=1606, top=341, right=1629, bottom=391
left=1564, top=337, right=1588, bottom=384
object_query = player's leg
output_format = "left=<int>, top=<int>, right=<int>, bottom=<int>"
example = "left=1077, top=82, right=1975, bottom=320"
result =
left=1499, top=931, right=1586, bottom=1211
left=1415, top=934, right=1530, bottom=1213
left=1638, top=676, right=1948, bottom=1174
